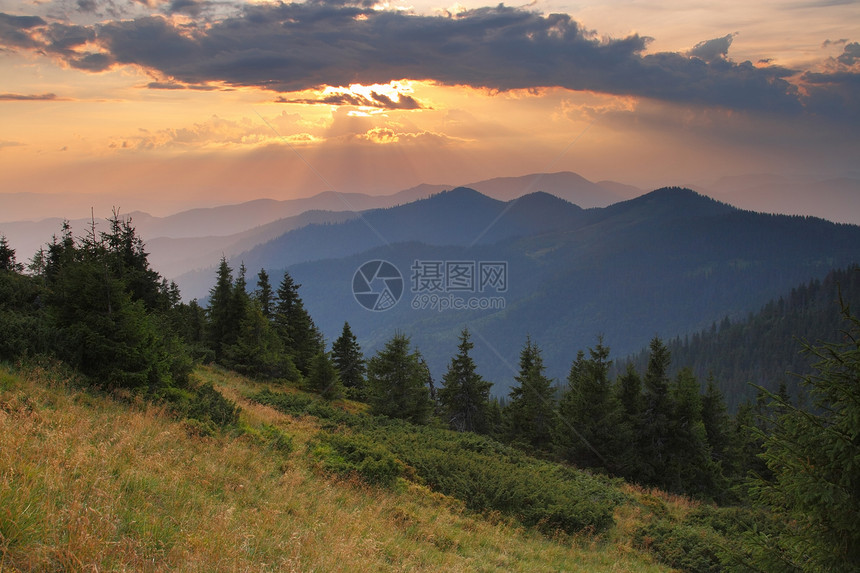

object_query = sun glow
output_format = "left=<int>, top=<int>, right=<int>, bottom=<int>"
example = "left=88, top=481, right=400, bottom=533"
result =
left=321, top=81, right=416, bottom=105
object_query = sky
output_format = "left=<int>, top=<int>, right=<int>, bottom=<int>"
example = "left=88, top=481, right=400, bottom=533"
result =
left=0, top=0, right=858, bottom=217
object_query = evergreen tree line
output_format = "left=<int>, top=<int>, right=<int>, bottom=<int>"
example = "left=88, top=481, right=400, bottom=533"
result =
left=625, top=264, right=860, bottom=411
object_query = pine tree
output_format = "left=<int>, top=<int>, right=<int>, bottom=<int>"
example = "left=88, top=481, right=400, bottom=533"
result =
left=101, top=211, right=162, bottom=310
left=556, top=337, right=620, bottom=470
left=639, top=337, right=673, bottom=485
left=206, top=257, right=235, bottom=361
left=308, top=351, right=344, bottom=400
left=366, top=332, right=433, bottom=424
left=438, top=328, right=493, bottom=433
left=664, top=367, right=719, bottom=496
left=505, top=337, right=556, bottom=451
left=701, top=375, right=731, bottom=467
left=614, top=363, right=645, bottom=480
left=331, top=322, right=366, bottom=399
left=274, top=270, right=323, bottom=377
left=254, top=268, right=276, bottom=319
left=747, top=303, right=860, bottom=571
left=43, top=219, right=188, bottom=390
left=0, top=235, right=22, bottom=273
left=229, top=262, right=251, bottom=333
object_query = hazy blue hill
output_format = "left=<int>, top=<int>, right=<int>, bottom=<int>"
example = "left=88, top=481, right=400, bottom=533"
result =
left=465, top=171, right=634, bottom=207
left=174, top=188, right=587, bottom=299
left=146, top=209, right=360, bottom=279
left=270, top=187, right=860, bottom=396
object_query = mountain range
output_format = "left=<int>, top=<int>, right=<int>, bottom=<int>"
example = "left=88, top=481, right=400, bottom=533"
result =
left=164, top=186, right=860, bottom=397
left=0, top=171, right=638, bottom=275
left=3, top=172, right=860, bottom=397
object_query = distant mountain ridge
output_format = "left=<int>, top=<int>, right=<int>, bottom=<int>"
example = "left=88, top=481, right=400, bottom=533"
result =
left=173, top=188, right=588, bottom=296
left=0, top=171, right=637, bottom=269
left=169, top=186, right=860, bottom=397
left=701, top=174, right=860, bottom=225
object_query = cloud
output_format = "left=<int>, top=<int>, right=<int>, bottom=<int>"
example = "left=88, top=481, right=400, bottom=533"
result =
left=801, top=70, right=860, bottom=121
left=0, top=140, right=24, bottom=149
left=278, top=90, right=425, bottom=110
left=0, top=4, right=851, bottom=120
left=166, top=0, right=211, bottom=17
left=108, top=112, right=314, bottom=150
left=837, top=41, right=860, bottom=66
left=0, top=92, right=61, bottom=100
left=688, top=33, right=736, bottom=63
left=822, top=38, right=848, bottom=48
left=0, top=13, right=46, bottom=49
left=358, top=126, right=455, bottom=145
left=77, top=0, right=99, bottom=13
left=145, top=81, right=219, bottom=90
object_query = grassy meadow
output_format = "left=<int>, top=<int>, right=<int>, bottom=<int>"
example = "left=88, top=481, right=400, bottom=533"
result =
left=0, top=362, right=715, bottom=572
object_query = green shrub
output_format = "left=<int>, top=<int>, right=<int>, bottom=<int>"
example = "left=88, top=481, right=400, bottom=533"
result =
left=187, top=382, right=240, bottom=429
left=250, top=388, right=349, bottom=424
left=309, top=432, right=405, bottom=487
left=634, top=519, right=724, bottom=572
left=258, top=387, right=624, bottom=536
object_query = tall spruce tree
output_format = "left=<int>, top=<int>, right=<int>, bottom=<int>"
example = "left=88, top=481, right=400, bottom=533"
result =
left=746, top=303, right=860, bottom=571
left=438, top=328, right=493, bottom=433
left=0, top=235, right=22, bottom=273
left=206, top=257, right=235, bottom=362
left=701, top=375, right=732, bottom=469
left=556, top=337, right=620, bottom=470
left=505, top=337, right=556, bottom=451
left=44, top=219, right=188, bottom=390
left=366, top=332, right=433, bottom=424
left=308, top=351, right=344, bottom=400
left=639, top=336, right=673, bottom=485
left=615, top=363, right=645, bottom=480
left=274, top=270, right=323, bottom=377
left=665, top=367, right=720, bottom=497
left=254, top=268, right=276, bottom=319
left=331, top=321, right=366, bottom=399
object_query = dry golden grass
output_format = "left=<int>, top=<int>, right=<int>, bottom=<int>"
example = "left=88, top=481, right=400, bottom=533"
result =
left=0, top=364, right=670, bottom=572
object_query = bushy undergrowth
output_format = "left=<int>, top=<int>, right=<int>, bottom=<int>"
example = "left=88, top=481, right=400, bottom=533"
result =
left=308, top=432, right=406, bottom=487
left=632, top=503, right=773, bottom=572
left=252, top=388, right=625, bottom=536
left=251, top=387, right=348, bottom=425
left=634, top=519, right=724, bottom=572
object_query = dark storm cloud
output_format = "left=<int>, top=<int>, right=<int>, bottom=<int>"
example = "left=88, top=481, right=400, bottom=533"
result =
left=278, top=90, right=425, bottom=110
left=85, top=4, right=800, bottom=113
left=801, top=69, right=860, bottom=121
left=0, top=13, right=46, bottom=49
left=70, top=52, right=115, bottom=71
left=0, top=2, right=851, bottom=119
